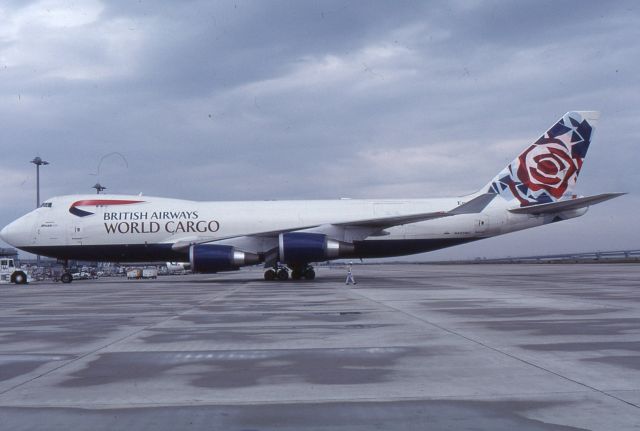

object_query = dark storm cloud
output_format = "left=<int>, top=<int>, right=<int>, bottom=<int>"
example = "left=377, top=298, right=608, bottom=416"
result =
left=0, top=0, right=638, bottom=258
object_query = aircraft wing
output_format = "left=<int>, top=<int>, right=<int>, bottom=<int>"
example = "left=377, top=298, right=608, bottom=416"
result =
left=508, top=193, right=626, bottom=215
left=171, top=193, right=496, bottom=251
left=333, top=193, right=496, bottom=228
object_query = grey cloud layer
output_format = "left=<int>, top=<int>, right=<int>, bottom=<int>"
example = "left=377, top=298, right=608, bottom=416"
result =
left=1, top=0, right=638, bottom=258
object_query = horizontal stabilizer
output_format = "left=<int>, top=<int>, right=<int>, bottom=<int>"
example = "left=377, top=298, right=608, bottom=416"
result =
left=508, top=193, right=625, bottom=215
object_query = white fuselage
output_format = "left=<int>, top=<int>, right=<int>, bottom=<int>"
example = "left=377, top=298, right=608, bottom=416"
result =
left=0, top=193, right=578, bottom=263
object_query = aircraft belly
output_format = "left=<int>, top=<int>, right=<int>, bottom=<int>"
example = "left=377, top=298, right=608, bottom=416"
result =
left=354, top=237, right=480, bottom=258
left=355, top=215, right=488, bottom=258
left=20, top=243, right=187, bottom=262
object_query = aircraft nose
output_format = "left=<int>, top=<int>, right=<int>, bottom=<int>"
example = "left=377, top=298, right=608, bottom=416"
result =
left=0, top=219, right=27, bottom=247
left=0, top=223, right=11, bottom=244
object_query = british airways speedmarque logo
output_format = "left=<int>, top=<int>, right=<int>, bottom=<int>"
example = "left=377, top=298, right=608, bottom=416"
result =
left=69, top=199, right=144, bottom=217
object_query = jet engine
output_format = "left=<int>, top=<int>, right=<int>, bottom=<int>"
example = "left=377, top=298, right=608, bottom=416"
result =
left=189, top=244, right=261, bottom=273
left=279, top=232, right=354, bottom=264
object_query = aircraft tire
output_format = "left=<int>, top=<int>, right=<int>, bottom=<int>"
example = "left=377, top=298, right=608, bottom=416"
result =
left=264, top=269, right=276, bottom=281
left=277, top=268, right=289, bottom=281
left=303, top=267, right=316, bottom=280
left=61, top=273, right=73, bottom=284
left=12, top=271, right=27, bottom=285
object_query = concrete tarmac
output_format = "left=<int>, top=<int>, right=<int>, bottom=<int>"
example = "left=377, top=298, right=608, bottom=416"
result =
left=0, top=264, right=639, bottom=430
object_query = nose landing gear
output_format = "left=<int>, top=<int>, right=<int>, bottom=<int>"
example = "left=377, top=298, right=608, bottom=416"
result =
left=60, top=259, right=73, bottom=284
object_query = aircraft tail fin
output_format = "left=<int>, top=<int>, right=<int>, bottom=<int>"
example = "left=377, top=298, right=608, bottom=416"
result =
left=485, top=111, right=599, bottom=206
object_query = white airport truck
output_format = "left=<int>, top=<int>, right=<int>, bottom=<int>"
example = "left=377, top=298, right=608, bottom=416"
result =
left=0, top=258, right=29, bottom=284
left=142, top=268, right=158, bottom=279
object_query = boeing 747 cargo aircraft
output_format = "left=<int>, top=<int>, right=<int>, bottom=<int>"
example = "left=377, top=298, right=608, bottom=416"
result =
left=0, top=111, right=623, bottom=283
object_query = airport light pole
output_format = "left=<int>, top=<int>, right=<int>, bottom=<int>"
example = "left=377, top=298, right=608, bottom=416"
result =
left=92, top=183, right=107, bottom=194
left=31, top=157, right=49, bottom=208
left=30, top=156, right=49, bottom=268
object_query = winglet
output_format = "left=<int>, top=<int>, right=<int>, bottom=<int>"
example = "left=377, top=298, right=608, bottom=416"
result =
left=449, top=193, right=496, bottom=215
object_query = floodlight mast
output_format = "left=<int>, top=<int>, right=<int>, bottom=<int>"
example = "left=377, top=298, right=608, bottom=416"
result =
left=30, top=156, right=49, bottom=267
left=30, top=157, right=49, bottom=208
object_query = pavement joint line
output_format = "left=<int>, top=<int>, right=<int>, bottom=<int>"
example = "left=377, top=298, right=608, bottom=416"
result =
left=346, top=286, right=640, bottom=411
left=0, top=282, right=248, bottom=399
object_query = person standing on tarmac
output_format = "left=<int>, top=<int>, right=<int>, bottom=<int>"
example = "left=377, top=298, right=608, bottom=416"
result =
left=345, top=261, right=356, bottom=285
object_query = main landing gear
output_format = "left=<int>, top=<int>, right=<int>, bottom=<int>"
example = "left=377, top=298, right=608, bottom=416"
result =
left=291, top=265, right=315, bottom=280
left=263, top=264, right=315, bottom=281
left=263, top=267, right=290, bottom=281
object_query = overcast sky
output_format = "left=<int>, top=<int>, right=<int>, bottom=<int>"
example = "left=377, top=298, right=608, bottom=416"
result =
left=1, top=0, right=638, bottom=260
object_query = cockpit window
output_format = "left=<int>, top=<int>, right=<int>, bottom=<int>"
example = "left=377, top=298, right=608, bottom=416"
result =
left=40, top=202, right=52, bottom=208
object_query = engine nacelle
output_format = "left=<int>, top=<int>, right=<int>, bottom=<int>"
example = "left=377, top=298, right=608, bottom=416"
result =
left=279, top=233, right=354, bottom=264
left=189, top=244, right=261, bottom=273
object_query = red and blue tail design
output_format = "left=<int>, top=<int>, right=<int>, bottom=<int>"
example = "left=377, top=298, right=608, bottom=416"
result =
left=486, top=111, right=599, bottom=206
